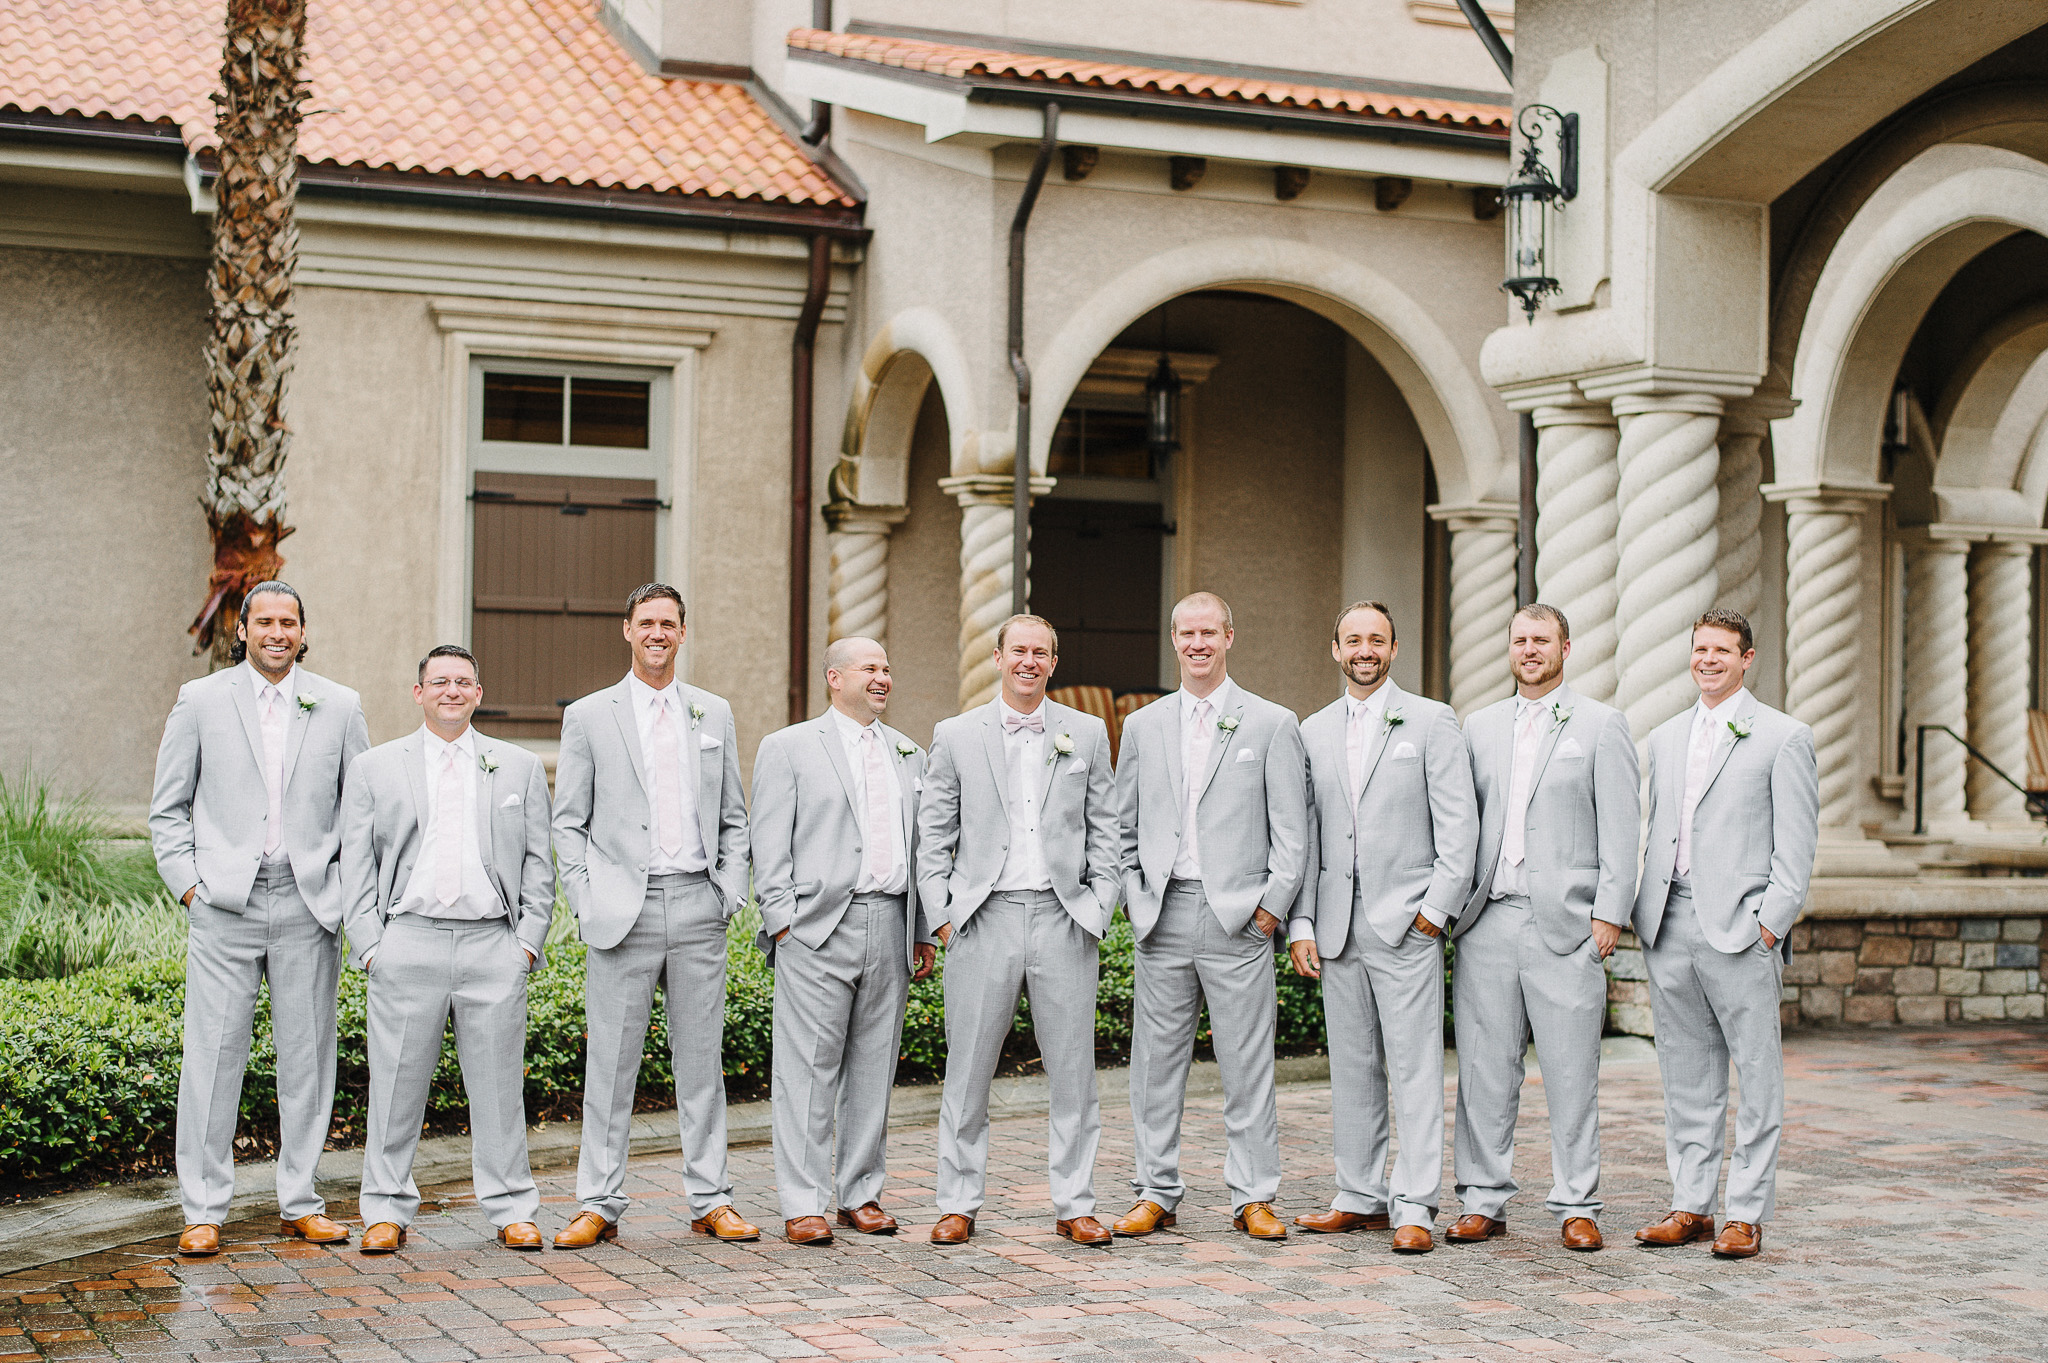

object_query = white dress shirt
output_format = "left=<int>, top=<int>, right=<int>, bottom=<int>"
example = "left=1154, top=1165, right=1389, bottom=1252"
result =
left=1170, top=678, right=1237, bottom=882
left=1489, top=691, right=1552, bottom=901
left=628, top=672, right=710, bottom=875
left=244, top=661, right=297, bottom=863
left=830, top=706, right=909, bottom=895
left=394, top=726, right=502, bottom=921
left=991, top=698, right=1054, bottom=893
left=1677, top=686, right=1748, bottom=877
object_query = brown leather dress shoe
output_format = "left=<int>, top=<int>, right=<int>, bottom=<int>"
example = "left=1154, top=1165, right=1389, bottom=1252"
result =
left=836, top=1202, right=898, bottom=1234
left=177, top=1224, right=221, bottom=1257
left=1390, top=1224, right=1435, bottom=1254
left=1446, top=1214, right=1506, bottom=1243
left=689, top=1206, right=761, bottom=1242
left=929, top=1213, right=974, bottom=1244
left=1232, top=1203, right=1287, bottom=1239
left=1635, top=1210, right=1715, bottom=1246
left=496, top=1222, right=543, bottom=1251
left=1113, top=1201, right=1177, bottom=1237
left=1711, top=1221, right=1762, bottom=1258
left=1561, top=1218, right=1603, bottom=1251
left=1057, top=1216, right=1113, bottom=1245
left=279, top=1213, right=349, bottom=1244
left=1294, top=1209, right=1390, bottom=1234
left=359, top=1222, right=407, bottom=1254
left=786, top=1216, right=834, bottom=1245
left=553, top=1211, right=618, bottom=1248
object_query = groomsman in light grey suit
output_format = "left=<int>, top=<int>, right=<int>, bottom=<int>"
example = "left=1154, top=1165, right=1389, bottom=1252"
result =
left=1633, top=609, right=1818, bottom=1261
left=752, top=637, right=936, bottom=1246
left=919, top=614, right=1120, bottom=1246
left=150, top=582, right=369, bottom=1257
left=340, top=645, right=554, bottom=1253
left=553, top=584, right=759, bottom=1247
left=1290, top=601, right=1477, bottom=1254
left=1116, top=592, right=1309, bottom=1242
left=1449, top=603, right=1638, bottom=1253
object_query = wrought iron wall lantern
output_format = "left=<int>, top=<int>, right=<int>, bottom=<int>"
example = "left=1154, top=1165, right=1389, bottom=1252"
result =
left=1145, top=350, right=1183, bottom=467
left=1501, top=103, right=1579, bottom=321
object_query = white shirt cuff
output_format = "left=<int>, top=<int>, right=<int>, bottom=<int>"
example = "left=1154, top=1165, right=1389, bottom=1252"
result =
left=1287, top=918, right=1315, bottom=944
left=1420, top=906, right=1450, bottom=931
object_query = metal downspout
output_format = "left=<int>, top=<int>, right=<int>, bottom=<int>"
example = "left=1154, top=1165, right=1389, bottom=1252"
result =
left=1008, top=103, right=1060, bottom=616
left=801, top=0, right=833, bottom=144
left=789, top=234, right=832, bottom=726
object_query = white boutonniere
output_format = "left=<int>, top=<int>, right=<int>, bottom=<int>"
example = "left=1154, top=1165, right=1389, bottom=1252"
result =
left=1550, top=702, right=1572, bottom=733
left=1048, top=733, right=1075, bottom=764
left=1217, top=715, right=1239, bottom=735
left=688, top=702, right=706, bottom=730
left=478, top=751, right=499, bottom=774
left=296, top=694, right=318, bottom=714
left=895, top=740, right=916, bottom=759
left=1384, top=708, right=1405, bottom=732
left=1726, top=718, right=1752, bottom=741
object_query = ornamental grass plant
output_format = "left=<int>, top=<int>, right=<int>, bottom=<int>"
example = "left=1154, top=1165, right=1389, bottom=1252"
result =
left=0, top=769, right=181, bottom=980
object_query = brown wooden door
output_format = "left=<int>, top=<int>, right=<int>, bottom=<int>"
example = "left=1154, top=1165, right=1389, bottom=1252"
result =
left=471, top=471, right=658, bottom=738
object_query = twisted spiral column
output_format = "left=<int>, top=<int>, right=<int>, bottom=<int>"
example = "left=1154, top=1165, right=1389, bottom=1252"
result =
left=1714, top=412, right=1767, bottom=623
left=1532, top=403, right=1620, bottom=703
left=1903, top=534, right=1973, bottom=833
left=823, top=504, right=907, bottom=649
left=1967, top=539, right=2033, bottom=826
left=940, top=475, right=1049, bottom=711
left=1781, top=496, right=1870, bottom=830
left=1443, top=509, right=1519, bottom=718
left=1611, top=394, right=1723, bottom=742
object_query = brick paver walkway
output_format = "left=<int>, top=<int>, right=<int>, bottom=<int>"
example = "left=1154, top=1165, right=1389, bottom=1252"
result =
left=7, top=1027, right=2047, bottom=1362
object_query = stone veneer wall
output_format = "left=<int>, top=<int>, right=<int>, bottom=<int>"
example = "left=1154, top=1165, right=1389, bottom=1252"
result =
left=1605, top=915, right=2046, bottom=1035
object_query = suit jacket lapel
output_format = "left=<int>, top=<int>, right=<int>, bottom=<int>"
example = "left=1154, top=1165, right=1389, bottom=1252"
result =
left=683, top=687, right=713, bottom=822
left=1354, top=682, right=1401, bottom=807
left=1697, top=692, right=1754, bottom=804
left=280, top=684, right=311, bottom=795
left=230, top=671, right=267, bottom=774
left=1037, top=702, right=1067, bottom=805
left=401, top=732, right=428, bottom=850
left=1163, top=695, right=1185, bottom=798
left=816, top=716, right=861, bottom=824
left=610, top=681, right=649, bottom=796
left=1526, top=684, right=1574, bottom=797
left=881, top=723, right=917, bottom=849
left=1196, top=693, right=1237, bottom=801
left=473, top=737, right=498, bottom=895
left=981, top=702, right=1012, bottom=817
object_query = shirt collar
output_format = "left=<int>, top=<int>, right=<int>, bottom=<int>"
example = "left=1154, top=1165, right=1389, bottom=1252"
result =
left=830, top=706, right=879, bottom=741
left=245, top=661, right=297, bottom=701
left=627, top=671, right=682, bottom=711
left=1181, top=678, right=1234, bottom=717
left=420, top=725, right=476, bottom=761
left=1344, top=682, right=1390, bottom=724
left=1695, top=686, right=1749, bottom=722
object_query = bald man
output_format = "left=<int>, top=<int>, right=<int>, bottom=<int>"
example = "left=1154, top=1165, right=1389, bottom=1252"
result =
left=751, top=639, right=935, bottom=1245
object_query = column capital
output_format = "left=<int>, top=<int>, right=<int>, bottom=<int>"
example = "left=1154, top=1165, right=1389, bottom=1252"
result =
left=1531, top=401, right=1617, bottom=432
left=1721, top=392, right=1797, bottom=436
left=1760, top=480, right=1891, bottom=515
left=1608, top=392, right=1726, bottom=420
left=938, top=474, right=1056, bottom=508
left=822, top=501, right=909, bottom=534
left=1495, top=378, right=1591, bottom=413
left=1427, top=499, right=1518, bottom=533
left=1578, top=368, right=1757, bottom=404
left=1897, top=523, right=1989, bottom=549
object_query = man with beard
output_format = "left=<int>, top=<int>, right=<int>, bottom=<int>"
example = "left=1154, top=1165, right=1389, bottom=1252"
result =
left=751, top=637, right=935, bottom=1245
left=1290, top=601, right=1476, bottom=1253
left=1448, top=604, right=1638, bottom=1252
left=150, top=581, right=369, bottom=1256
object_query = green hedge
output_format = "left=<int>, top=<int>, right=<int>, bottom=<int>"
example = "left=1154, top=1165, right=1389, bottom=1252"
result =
left=0, top=912, right=1328, bottom=1186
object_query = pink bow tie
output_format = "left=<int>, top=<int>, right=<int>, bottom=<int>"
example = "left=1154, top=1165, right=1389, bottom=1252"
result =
left=1003, top=712, right=1044, bottom=734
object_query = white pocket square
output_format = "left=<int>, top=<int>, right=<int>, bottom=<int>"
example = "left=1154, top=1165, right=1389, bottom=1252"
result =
left=1392, top=740, right=1418, bottom=759
left=1556, top=737, right=1585, bottom=759
left=699, top=734, right=720, bottom=749
left=1235, top=748, right=1257, bottom=763
left=913, top=779, right=924, bottom=793
left=499, top=793, right=522, bottom=807
left=1065, top=759, right=1086, bottom=774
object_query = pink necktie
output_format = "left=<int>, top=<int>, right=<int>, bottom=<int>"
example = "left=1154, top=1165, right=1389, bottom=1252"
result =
left=260, top=686, right=286, bottom=857
left=861, top=726, right=893, bottom=885
left=1677, top=714, right=1716, bottom=876
left=653, top=697, right=686, bottom=858
left=434, top=747, right=462, bottom=907
left=1502, top=703, right=1543, bottom=868
left=1184, top=698, right=1210, bottom=862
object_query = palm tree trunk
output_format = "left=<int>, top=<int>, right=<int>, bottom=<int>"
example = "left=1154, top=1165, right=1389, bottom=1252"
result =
left=189, top=0, right=307, bottom=666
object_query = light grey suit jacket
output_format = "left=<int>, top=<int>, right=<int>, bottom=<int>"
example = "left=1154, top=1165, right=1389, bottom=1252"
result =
left=149, top=664, right=371, bottom=929
left=1459, top=684, right=1640, bottom=956
left=338, top=730, right=555, bottom=969
left=751, top=713, right=927, bottom=968
left=1298, top=681, right=1478, bottom=955
left=916, top=698, right=1120, bottom=937
left=1632, top=689, right=1820, bottom=955
left=554, top=677, right=750, bottom=950
left=1117, top=683, right=1310, bottom=942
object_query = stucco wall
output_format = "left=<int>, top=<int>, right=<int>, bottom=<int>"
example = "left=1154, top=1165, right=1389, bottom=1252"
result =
left=0, top=247, right=209, bottom=817
left=882, top=387, right=966, bottom=745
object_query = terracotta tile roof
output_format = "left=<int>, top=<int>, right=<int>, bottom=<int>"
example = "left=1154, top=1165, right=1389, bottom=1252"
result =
left=788, top=27, right=1508, bottom=137
left=1, top=0, right=857, bottom=208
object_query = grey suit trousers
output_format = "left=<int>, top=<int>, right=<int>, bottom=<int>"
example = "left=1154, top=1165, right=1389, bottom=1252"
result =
left=772, top=891, right=912, bottom=1219
left=360, top=915, right=538, bottom=1228
left=936, top=890, right=1101, bottom=1220
left=1321, top=897, right=1444, bottom=1229
left=1643, top=881, right=1785, bottom=1224
left=178, top=859, right=338, bottom=1226
left=1129, top=880, right=1280, bottom=1215
left=577, top=872, right=733, bottom=1220
left=1452, top=894, right=1605, bottom=1223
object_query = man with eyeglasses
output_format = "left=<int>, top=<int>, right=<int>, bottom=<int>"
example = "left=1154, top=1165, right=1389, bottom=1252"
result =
left=340, top=645, right=555, bottom=1253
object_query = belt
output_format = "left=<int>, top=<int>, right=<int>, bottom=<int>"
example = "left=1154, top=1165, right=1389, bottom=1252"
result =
left=392, top=912, right=509, bottom=931
left=1165, top=878, right=1204, bottom=896
left=988, top=888, right=1059, bottom=905
left=1488, top=891, right=1533, bottom=907
left=849, top=890, right=908, bottom=904
left=648, top=869, right=711, bottom=886
left=1668, top=876, right=1694, bottom=898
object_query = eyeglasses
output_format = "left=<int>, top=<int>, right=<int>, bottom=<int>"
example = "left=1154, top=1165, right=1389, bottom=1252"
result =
left=422, top=677, right=480, bottom=692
